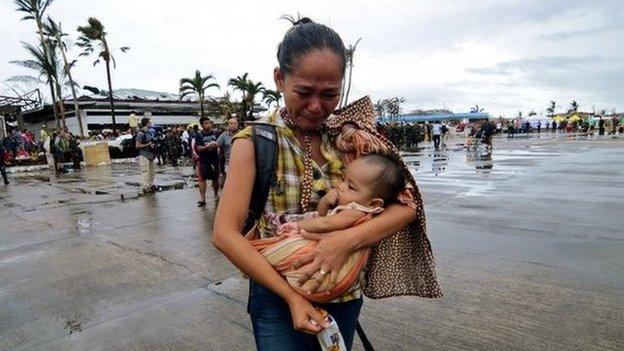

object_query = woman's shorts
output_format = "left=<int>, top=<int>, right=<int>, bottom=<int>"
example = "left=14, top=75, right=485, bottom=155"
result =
left=197, top=160, right=218, bottom=182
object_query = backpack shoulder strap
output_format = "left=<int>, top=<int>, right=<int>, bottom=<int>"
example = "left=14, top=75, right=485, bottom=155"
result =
left=242, top=123, right=277, bottom=234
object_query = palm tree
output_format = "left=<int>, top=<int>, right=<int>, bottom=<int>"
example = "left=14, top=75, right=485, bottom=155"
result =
left=569, top=100, right=579, bottom=113
left=10, top=41, right=66, bottom=128
left=179, top=70, right=220, bottom=118
left=374, top=99, right=387, bottom=118
left=13, top=0, right=59, bottom=124
left=244, top=80, right=265, bottom=119
left=341, top=38, right=362, bottom=107
left=44, top=17, right=84, bottom=136
left=387, top=97, right=406, bottom=120
left=263, top=89, right=281, bottom=110
left=228, top=73, right=250, bottom=120
left=470, top=104, right=485, bottom=113
left=546, top=100, right=556, bottom=117
left=76, top=17, right=129, bottom=136
left=217, top=92, right=236, bottom=119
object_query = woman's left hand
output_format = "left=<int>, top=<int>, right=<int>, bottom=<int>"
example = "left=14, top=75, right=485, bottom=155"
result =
left=292, top=229, right=355, bottom=292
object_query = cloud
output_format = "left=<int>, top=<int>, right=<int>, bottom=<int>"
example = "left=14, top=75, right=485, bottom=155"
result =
left=539, top=17, right=624, bottom=41
left=465, top=56, right=606, bottom=76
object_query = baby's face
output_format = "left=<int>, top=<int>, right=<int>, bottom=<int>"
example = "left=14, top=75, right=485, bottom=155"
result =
left=336, top=158, right=378, bottom=206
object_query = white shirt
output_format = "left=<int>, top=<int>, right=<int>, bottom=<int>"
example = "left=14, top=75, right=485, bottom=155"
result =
left=432, top=123, right=442, bottom=136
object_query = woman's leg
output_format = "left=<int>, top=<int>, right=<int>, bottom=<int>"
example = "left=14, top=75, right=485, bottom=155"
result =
left=248, top=281, right=318, bottom=351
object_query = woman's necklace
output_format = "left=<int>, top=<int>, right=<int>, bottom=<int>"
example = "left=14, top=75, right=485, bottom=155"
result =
left=282, top=113, right=316, bottom=212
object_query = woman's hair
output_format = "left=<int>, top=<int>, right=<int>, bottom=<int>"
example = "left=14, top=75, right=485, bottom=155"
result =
left=360, top=153, right=407, bottom=204
left=277, top=15, right=346, bottom=77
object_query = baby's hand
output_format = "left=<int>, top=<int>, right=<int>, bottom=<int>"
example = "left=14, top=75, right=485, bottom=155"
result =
left=320, top=188, right=339, bottom=208
left=278, top=222, right=300, bottom=236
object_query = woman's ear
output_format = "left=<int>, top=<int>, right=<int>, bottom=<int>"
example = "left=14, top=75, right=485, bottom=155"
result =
left=370, top=198, right=384, bottom=208
left=273, top=67, right=284, bottom=91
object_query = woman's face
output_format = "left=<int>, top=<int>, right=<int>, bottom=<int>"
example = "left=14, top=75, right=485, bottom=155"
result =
left=274, top=50, right=343, bottom=130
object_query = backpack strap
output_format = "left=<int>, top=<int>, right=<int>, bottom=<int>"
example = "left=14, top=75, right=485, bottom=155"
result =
left=242, top=123, right=278, bottom=234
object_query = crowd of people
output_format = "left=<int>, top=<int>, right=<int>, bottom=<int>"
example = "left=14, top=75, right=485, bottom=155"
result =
left=1, top=127, right=42, bottom=163
left=133, top=115, right=239, bottom=203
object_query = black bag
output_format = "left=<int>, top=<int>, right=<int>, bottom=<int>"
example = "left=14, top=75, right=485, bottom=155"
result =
left=242, top=124, right=278, bottom=234
left=243, top=123, right=375, bottom=350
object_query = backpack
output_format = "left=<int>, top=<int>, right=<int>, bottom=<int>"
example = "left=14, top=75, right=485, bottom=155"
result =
left=242, top=123, right=375, bottom=351
left=242, top=124, right=278, bottom=234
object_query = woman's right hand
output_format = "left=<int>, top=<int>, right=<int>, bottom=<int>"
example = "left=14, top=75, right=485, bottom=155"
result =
left=285, top=293, right=329, bottom=334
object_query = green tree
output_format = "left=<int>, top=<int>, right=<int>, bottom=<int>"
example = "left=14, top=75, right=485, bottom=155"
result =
left=470, top=104, right=485, bottom=113
left=244, top=80, right=265, bottom=119
left=546, top=100, right=556, bottom=117
left=9, top=41, right=66, bottom=128
left=44, top=17, right=84, bottom=136
left=569, top=100, right=579, bottom=113
left=13, top=0, right=59, bottom=124
left=263, top=89, right=281, bottom=110
left=374, top=99, right=388, bottom=118
left=217, top=92, right=236, bottom=119
left=76, top=17, right=129, bottom=136
left=387, top=96, right=406, bottom=120
left=179, top=70, right=220, bottom=118
left=228, top=73, right=250, bottom=122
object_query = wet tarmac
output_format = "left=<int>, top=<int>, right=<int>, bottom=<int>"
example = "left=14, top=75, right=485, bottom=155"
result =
left=1, top=134, right=623, bottom=350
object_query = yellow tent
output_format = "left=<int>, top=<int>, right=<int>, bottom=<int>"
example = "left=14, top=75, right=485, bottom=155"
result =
left=553, top=115, right=565, bottom=122
left=568, top=114, right=581, bottom=122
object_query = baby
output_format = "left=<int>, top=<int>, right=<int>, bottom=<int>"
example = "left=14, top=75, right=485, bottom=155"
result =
left=251, top=152, right=407, bottom=302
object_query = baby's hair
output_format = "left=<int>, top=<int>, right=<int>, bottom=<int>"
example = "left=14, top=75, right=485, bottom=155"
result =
left=359, top=152, right=406, bottom=204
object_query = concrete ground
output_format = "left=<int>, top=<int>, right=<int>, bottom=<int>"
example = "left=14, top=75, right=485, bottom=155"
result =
left=1, top=133, right=622, bottom=350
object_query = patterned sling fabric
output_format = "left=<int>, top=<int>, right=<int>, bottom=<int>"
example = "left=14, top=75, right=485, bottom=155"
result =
left=326, top=96, right=443, bottom=299
left=249, top=203, right=383, bottom=303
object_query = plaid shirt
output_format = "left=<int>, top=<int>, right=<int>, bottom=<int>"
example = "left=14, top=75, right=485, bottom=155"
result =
left=235, top=113, right=364, bottom=302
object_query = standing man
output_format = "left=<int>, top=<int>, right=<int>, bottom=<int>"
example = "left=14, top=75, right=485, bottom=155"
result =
left=128, top=110, right=139, bottom=133
left=611, top=115, right=619, bottom=135
left=194, top=117, right=219, bottom=206
left=39, top=125, right=48, bottom=149
left=432, top=120, right=442, bottom=150
left=0, top=138, right=9, bottom=185
left=598, top=116, right=605, bottom=136
left=135, top=117, right=156, bottom=193
left=216, top=117, right=239, bottom=187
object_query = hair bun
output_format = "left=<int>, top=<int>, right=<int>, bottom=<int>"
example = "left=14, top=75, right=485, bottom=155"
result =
left=293, top=17, right=313, bottom=26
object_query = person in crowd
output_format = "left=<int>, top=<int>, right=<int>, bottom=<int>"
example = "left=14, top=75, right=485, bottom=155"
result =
left=165, top=127, right=182, bottom=167
left=128, top=110, right=139, bottom=133
left=432, top=120, right=442, bottom=150
left=598, top=116, right=605, bottom=135
left=0, top=138, right=9, bottom=185
left=135, top=117, right=156, bottom=193
left=216, top=117, right=239, bottom=185
left=194, top=117, right=219, bottom=206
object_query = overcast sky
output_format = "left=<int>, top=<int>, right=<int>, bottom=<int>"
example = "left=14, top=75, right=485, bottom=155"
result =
left=1, top=0, right=622, bottom=117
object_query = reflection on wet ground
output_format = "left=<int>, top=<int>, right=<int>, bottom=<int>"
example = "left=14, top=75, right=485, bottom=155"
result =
left=2, top=134, right=612, bottom=200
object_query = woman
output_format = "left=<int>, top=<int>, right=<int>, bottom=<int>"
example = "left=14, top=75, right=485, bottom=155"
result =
left=213, top=18, right=440, bottom=350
